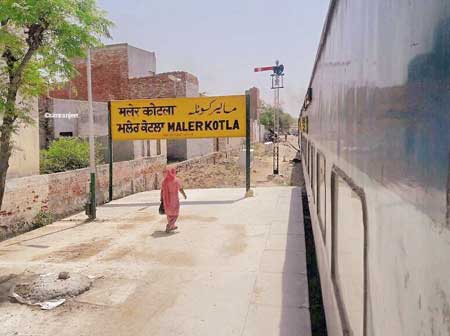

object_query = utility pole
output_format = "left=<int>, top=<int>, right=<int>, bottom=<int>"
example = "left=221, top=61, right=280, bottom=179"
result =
left=87, top=48, right=96, bottom=219
left=254, top=61, right=285, bottom=175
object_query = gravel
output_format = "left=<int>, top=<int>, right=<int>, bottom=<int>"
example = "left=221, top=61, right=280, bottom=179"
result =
left=12, top=272, right=92, bottom=303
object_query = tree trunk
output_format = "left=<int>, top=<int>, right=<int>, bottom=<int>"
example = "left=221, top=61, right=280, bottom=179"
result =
left=0, top=22, right=45, bottom=210
left=0, top=90, right=18, bottom=210
left=0, top=127, right=13, bottom=210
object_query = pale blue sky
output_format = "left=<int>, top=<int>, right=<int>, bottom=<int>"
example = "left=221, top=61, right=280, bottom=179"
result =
left=97, top=0, right=329, bottom=117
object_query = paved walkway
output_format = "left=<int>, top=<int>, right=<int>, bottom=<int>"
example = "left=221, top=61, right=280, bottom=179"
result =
left=0, top=187, right=310, bottom=336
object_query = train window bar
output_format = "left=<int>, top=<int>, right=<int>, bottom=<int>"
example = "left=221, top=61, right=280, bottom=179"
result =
left=316, top=150, right=327, bottom=243
left=330, top=165, right=368, bottom=336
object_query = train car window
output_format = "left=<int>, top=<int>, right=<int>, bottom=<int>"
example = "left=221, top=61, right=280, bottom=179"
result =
left=310, top=145, right=313, bottom=181
left=317, top=151, right=326, bottom=241
left=301, top=135, right=304, bottom=160
left=301, top=135, right=307, bottom=162
left=308, top=143, right=311, bottom=181
left=309, top=145, right=314, bottom=190
left=331, top=167, right=367, bottom=336
left=304, top=138, right=307, bottom=162
left=447, top=156, right=449, bottom=228
left=309, top=144, right=312, bottom=178
left=307, top=141, right=310, bottom=174
left=298, top=132, right=302, bottom=152
left=310, top=145, right=315, bottom=200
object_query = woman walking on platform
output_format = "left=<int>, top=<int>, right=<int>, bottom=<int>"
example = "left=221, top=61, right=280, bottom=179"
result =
left=161, top=167, right=187, bottom=233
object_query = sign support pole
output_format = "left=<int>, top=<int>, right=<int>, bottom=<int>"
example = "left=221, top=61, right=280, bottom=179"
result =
left=87, top=48, right=96, bottom=219
left=245, top=94, right=253, bottom=197
left=108, top=102, right=113, bottom=202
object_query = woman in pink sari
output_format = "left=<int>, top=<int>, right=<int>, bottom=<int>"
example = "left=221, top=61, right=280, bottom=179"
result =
left=161, top=167, right=187, bottom=233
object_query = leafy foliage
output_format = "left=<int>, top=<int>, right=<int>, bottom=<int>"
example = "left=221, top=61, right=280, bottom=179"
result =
left=0, top=0, right=112, bottom=208
left=0, top=0, right=112, bottom=119
left=40, top=137, right=104, bottom=174
left=259, top=102, right=295, bottom=133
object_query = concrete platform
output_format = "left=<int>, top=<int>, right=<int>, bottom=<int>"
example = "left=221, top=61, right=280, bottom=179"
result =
left=0, top=187, right=310, bottom=336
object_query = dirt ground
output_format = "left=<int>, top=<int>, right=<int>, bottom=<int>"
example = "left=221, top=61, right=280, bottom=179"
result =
left=0, top=187, right=310, bottom=336
left=0, top=136, right=309, bottom=336
left=178, top=136, right=303, bottom=189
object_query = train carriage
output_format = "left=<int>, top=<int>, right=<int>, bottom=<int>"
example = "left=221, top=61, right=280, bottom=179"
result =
left=299, top=1, right=450, bottom=335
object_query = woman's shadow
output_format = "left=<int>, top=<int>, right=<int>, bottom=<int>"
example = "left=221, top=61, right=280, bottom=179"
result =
left=151, top=230, right=179, bottom=238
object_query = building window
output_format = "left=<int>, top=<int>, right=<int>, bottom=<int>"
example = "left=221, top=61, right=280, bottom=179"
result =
left=59, top=132, right=73, bottom=137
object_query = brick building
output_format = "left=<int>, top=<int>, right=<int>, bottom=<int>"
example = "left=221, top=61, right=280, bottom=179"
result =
left=50, top=44, right=198, bottom=102
left=246, top=87, right=264, bottom=143
left=47, top=43, right=215, bottom=161
left=245, top=87, right=262, bottom=122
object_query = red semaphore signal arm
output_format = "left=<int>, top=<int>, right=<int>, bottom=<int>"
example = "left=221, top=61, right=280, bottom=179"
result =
left=254, top=66, right=275, bottom=72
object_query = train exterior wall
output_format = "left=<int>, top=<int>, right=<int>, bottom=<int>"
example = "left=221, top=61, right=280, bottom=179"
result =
left=301, top=0, right=450, bottom=335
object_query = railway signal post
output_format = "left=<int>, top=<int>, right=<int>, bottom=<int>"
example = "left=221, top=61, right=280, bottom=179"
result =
left=254, top=61, right=285, bottom=175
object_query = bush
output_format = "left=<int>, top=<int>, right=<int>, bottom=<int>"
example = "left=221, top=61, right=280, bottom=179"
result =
left=40, top=137, right=104, bottom=174
left=32, top=211, right=54, bottom=228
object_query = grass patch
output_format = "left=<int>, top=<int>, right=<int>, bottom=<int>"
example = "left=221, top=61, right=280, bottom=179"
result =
left=32, top=211, right=55, bottom=228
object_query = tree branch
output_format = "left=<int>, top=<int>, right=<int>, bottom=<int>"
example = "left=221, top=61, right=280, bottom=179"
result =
left=1, top=49, right=18, bottom=84
left=10, top=18, right=49, bottom=89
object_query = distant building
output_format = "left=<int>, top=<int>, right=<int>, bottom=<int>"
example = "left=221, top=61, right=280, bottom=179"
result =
left=44, top=43, right=215, bottom=161
left=246, top=87, right=264, bottom=143
left=50, top=44, right=156, bottom=101
left=246, top=87, right=262, bottom=122
left=5, top=97, right=40, bottom=179
left=222, top=87, right=265, bottom=151
left=39, top=97, right=164, bottom=162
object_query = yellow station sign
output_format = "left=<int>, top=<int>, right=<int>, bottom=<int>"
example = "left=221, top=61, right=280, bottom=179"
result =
left=110, top=95, right=246, bottom=141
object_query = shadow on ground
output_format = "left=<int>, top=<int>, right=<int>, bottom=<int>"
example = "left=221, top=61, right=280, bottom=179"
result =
left=151, top=230, right=179, bottom=238
left=103, top=198, right=245, bottom=208
left=281, top=152, right=327, bottom=335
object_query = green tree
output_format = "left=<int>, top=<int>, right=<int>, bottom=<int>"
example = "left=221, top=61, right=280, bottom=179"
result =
left=280, top=112, right=295, bottom=133
left=260, top=109, right=274, bottom=130
left=40, top=137, right=104, bottom=174
left=259, top=102, right=294, bottom=133
left=0, top=0, right=112, bottom=208
left=259, top=102, right=277, bottom=130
